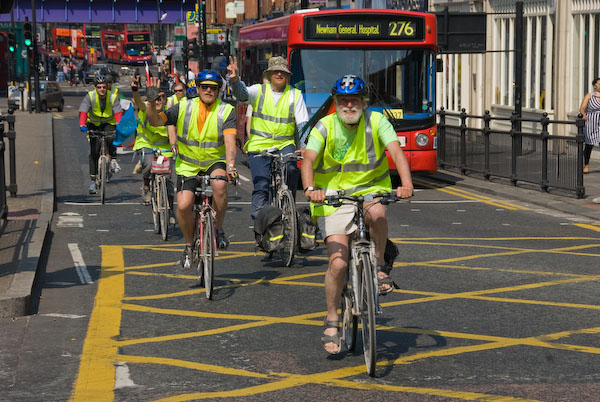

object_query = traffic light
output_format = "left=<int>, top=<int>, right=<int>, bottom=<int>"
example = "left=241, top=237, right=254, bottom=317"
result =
left=187, top=38, right=198, bottom=60
left=23, top=21, right=32, bottom=48
left=7, top=32, right=16, bottom=53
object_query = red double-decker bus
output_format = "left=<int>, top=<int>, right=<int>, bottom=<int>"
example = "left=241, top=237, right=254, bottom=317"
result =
left=101, top=26, right=152, bottom=65
left=52, top=25, right=86, bottom=58
left=238, top=9, right=438, bottom=173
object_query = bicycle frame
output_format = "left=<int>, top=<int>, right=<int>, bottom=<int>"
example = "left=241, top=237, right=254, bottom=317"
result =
left=194, top=176, right=218, bottom=258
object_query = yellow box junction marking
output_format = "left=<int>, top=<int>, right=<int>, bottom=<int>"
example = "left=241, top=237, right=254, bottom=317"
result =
left=71, top=236, right=600, bottom=401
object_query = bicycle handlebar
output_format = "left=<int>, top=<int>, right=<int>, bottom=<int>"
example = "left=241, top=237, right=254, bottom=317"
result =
left=87, top=128, right=116, bottom=138
left=318, top=191, right=409, bottom=207
left=254, top=149, right=303, bottom=161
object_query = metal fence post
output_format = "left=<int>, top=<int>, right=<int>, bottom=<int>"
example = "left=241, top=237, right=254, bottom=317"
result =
left=460, top=108, right=467, bottom=174
left=437, top=107, right=446, bottom=167
left=5, top=111, right=17, bottom=197
left=576, top=113, right=586, bottom=198
left=0, top=119, right=7, bottom=220
left=483, top=110, right=491, bottom=180
left=510, top=111, right=518, bottom=185
left=540, top=113, right=549, bottom=192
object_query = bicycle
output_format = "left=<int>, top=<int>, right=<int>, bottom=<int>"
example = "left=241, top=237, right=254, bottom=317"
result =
left=256, top=148, right=302, bottom=267
left=322, top=191, right=401, bottom=376
left=87, top=127, right=116, bottom=205
left=149, top=149, right=172, bottom=241
left=191, top=175, right=228, bottom=300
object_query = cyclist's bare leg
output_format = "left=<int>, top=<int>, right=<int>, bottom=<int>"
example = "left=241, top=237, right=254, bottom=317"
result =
left=365, top=202, right=393, bottom=292
left=176, top=190, right=195, bottom=245
left=323, top=234, right=350, bottom=354
left=210, top=168, right=228, bottom=229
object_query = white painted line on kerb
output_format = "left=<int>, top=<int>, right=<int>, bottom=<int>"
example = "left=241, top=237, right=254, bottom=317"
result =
left=237, top=173, right=251, bottom=182
left=68, top=243, right=93, bottom=285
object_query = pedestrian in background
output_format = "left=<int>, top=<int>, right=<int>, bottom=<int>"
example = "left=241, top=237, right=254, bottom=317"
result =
left=579, top=77, right=600, bottom=173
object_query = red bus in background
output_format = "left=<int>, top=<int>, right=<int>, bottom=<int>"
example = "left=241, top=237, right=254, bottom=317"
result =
left=238, top=9, right=438, bottom=174
left=52, top=25, right=85, bottom=58
left=101, top=27, right=152, bottom=65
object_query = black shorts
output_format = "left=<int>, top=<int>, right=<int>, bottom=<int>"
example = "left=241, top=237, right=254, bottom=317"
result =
left=177, top=162, right=226, bottom=192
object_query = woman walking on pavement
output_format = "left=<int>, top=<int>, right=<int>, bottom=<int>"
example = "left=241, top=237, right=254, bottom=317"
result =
left=579, top=77, right=600, bottom=173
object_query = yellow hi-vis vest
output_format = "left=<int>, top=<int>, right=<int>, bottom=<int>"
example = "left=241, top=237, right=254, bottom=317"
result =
left=310, top=110, right=392, bottom=217
left=167, top=94, right=182, bottom=108
left=86, top=89, right=119, bottom=125
left=244, top=83, right=301, bottom=152
left=133, top=108, right=172, bottom=156
left=175, top=97, right=234, bottom=177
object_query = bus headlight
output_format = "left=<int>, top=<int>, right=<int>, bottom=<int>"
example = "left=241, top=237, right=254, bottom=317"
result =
left=416, top=133, right=429, bottom=147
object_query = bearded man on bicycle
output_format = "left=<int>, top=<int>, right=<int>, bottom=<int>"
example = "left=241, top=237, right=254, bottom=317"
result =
left=145, top=71, right=238, bottom=269
left=301, top=75, right=414, bottom=354
left=227, top=55, right=308, bottom=220
left=79, top=74, right=123, bottom=194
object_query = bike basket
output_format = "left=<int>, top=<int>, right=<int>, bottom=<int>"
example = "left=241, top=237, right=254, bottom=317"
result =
left=151, top=155, right=171, bottom=174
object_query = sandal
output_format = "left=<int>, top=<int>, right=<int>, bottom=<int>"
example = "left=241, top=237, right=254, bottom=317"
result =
left=377, top=266, right=396, bottom=296
left=321, top=319, right=342, bottom=354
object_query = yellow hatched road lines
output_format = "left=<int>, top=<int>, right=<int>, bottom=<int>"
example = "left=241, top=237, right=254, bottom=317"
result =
left=412, top=177, right=529, bottom=210
left=71, top=237, right=600, bottom=401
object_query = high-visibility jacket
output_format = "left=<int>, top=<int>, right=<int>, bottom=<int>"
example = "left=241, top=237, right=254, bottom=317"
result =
left=310, top=110, right=392, bottom=217
left=167, top=94, right=182, bottom=108
left=245, top=83, right=301, bottom=152
left=133, top=108, right=172, bottom=156
left=86, top=89, right=119, bottom=126
left=175, top=97, right=234, bottom=176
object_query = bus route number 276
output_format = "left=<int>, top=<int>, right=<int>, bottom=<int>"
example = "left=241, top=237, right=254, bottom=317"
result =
left=388, top=20, right=415, bottom=38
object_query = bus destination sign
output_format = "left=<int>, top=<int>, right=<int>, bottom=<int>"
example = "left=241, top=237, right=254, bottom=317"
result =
left=305, top=14, right=425, bottom=42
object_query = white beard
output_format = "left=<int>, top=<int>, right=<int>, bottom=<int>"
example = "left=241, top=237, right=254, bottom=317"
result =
left=337, top=107, right=363, bottom=125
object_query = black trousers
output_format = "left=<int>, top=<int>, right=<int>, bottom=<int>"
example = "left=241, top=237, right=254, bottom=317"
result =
left=88, top=123, right=117, bottom=179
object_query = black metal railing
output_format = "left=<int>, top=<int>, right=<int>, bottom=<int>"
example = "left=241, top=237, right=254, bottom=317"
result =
left=0, top=110, right=18, bottom=221
left=437, top=108, right=585, bottom=198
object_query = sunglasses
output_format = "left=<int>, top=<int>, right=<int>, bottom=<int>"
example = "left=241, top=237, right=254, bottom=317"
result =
left=96, top=85, right=107, bottom=89
left=199, top=85, right=218, bottom=91
left=174, top=89, right=184, bottom=93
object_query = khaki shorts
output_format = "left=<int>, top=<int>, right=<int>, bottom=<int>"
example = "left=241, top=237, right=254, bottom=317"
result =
left=317, top=203, right=357, bottom=239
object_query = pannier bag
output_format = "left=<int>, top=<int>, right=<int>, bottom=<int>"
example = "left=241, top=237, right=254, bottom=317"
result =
left=254, top=205, right=285, bottom=253
left=297, top=206, right=319, bottom=253
left=151, top=155, right=171, bottom=174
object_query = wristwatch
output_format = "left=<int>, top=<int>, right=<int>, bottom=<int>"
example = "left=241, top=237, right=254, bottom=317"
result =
left=304, top=186, right=314, bottom=192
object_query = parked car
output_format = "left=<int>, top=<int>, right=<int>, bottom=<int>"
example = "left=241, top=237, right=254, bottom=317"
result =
left=8, top=81, right=64, bottom=112
left=84, top=63, right=120, bottom=85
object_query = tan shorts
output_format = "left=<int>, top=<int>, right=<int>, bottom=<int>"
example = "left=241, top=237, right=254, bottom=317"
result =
left=317, top=203, right=357, bottom=239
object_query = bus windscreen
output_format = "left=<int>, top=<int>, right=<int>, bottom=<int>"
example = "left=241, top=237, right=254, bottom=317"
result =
left=289, top=48, right=435, bottom=129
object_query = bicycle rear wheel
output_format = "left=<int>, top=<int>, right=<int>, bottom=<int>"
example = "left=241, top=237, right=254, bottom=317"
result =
left=158, top=176, right=169, bottom=241
left=277, top=189, right=297, bottom=267
left=341, top=283, right=358, bottom=351
left=99, top=155, right=107, bottom=204
left=202, top=211, right=215, bottom=300
left=151, top=178, right=160, bottom=234
left=359, top=251, right=377, bottom=376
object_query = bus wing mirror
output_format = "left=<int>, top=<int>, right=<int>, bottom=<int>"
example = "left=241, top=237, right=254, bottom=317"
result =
left=436, top=58, right=443, bottom=73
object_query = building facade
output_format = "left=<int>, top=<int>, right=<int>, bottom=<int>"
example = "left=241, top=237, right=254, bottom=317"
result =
left=431, top=0, right=600, bottom=134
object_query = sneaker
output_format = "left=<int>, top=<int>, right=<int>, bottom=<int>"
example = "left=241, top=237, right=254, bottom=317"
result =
left=216, top=228, right=229, bottom=250
left=110, top=159, right=121, bottom=173
left=169, top=216, right=176, bottom=225
left=132, top=160, right=143, bottom=174
left=141, top=186, right=151, bottom=204
left=181, top=245, right=193, bottom=270
left=88, top=181, right=97, bottom=194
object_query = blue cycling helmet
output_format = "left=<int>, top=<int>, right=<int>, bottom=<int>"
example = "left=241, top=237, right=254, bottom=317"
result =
left=186, top=86, right=198, bottom=98
left=195, top=69, right=223, bottom=88
left=331, top=74, right=367, bottom=96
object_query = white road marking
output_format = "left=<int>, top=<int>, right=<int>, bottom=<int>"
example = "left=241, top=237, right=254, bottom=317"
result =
left=114, top=362, right=137, bottom=389
left=68, top=243, right=93, bottom=285
left=237, top=173, right=251, bottom=182
left=41, top=313, right=86, bottom=319
left=64, top=201, right=143, bottom=206
left=57, top=212, right=83, bottom=228
left=96, top=229, right=109, bottom=232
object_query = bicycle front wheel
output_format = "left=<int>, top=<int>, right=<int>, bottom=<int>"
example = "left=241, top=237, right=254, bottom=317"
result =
left=151, top=178, right=160, bottom=234
left=341, top=283, right=358, bottom=352
left=359, top=251, right=377, bottom=376
left=98, top=155, right=107, bottom=204
left=202, top=212, right=215, bottom=300
left=277, top=189, right=297, bottom=267
left=158, top=176, right=169, bottom=241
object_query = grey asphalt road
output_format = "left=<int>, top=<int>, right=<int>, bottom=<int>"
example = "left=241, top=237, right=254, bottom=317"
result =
left=2, top=97, right=600, bottom=401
